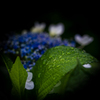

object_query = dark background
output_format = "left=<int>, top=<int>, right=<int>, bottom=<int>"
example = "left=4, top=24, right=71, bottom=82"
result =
left=1, top=9, right=100, bottom=60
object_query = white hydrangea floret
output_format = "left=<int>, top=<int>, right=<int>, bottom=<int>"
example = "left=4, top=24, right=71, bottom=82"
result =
left=30, top=22, right=46, bottom=33
left=49, top=23, right=64, bottom=37
left=25, top=72, right=34, bottom=90
left=74, top=34, right=93, bottom=46
left=83, top=64, right=91, bottom=68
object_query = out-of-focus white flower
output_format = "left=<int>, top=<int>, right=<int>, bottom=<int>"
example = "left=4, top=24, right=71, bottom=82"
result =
left=75, top=34, right=93, bottom=46
left=21, top=30, right=27, bottom=34
left=25, top=72, right=34, bottom=90
left=83, top=64, right=91, bottom=68
left=48, top=23, right=64, bottom=37
left=30, top=22, right=46, bottom=33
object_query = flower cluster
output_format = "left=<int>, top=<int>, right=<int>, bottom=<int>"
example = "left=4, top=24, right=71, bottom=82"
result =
left=0, top=22, right=94, bottom=92
left=0, top=32, right=75, bottom=71
left=0, top=22, right=94, bottom=72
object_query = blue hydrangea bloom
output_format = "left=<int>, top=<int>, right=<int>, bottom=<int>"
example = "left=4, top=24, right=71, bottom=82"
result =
left=0, top=32, right=75, bottom=70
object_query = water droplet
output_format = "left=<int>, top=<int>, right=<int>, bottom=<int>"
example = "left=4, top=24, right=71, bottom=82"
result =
left=38, top=73, right=41, bottom=78
left=43, top=60, right=46, bottom=64
left=91, top=56, right=93, bottom=59
left=71, top=47, right=74, bottom=50
left=57, top=65, right=60, bottom=67
left=52, top=65, right=55, bottom=68
left=53, top=59, right=56, bottom=61
left=49, top=55, right=52, bottom=59
left=82, top=51, right=84, bottom=53
left=48, top=65, right=51, bottom=69
left=40, top=65, right=42, bottom=68
left=53, top=77, right=55, bottom=80
left=67, top=60, right=70, bottom=62
left=67, top=52, right=71, bottom=55
left=62, top=52, right=64, bottom=55
left=83, top=55, right=86, bottom=57
left=59, top=56, right=62, bottom=58
left=61, top=58, right=64, bottom=61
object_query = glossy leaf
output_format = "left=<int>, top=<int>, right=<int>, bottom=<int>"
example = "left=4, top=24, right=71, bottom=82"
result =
left=32, top=46, right=98, bottom=100
left=10, top=56, right=28, bottom=99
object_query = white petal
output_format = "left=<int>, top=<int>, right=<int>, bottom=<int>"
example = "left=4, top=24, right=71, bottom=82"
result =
left=86, top=37, right=93, bottom=45
left=81, top=37, right=93, bottom=46
left=34, top=22, right=46, bottom=31
left=27, top=72, right=33, bottom=82
left=49, top=25, right=57, bottom=36
left=75, top=34, right=93, bottom=46
left=25, top=81, right=34, bottom=90
left=74, top=34, right=82, bottom=44
left=39, top=23, right=46, bottom=29
left=56, top=23, right=64, bottom=35
left=49, top=25, right=56, bottom=32
left=82, top=35, right=89, bottom=40
left=83, top=64, right=91, bottom=68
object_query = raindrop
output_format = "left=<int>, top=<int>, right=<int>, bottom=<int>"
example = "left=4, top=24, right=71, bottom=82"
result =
left=43, top=60, right=46, bottom=64
left=83, top=55, right=86, bottom=57
left=41, top=57, right=44, bottom=60
left=91, top=56, right=93, bottom=59
left=82, top=51, right=84, bottom=53
left=38, top=73, right=41, bottom=78
left=67, top=52, right=71, bottom=55
left=53, top=59, right=56, bottom=61
left=53, top=77, right=55, bottom=80
left=49, top=55, right=52, bottom=59
left=71, top=47, right=74, bottom=50
left=48, top=65, right=51, bottom=69
left=62, top=52, right=64, bottom=55
left=59, top=56, right=62, bottom=58
left=57, top=65, right=60, bottom=67
left=40, top=65, right=42, bottom=68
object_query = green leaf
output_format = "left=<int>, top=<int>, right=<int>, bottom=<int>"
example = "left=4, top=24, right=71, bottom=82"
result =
left=1, top=55, right=28, bottom=99
left=1, top=53, right=13, bottom=73
left=32, top=46, right=98, bottom=100
left=10, top=56, right=28, bottom=99
left=65, top=58, right=90, bottom=92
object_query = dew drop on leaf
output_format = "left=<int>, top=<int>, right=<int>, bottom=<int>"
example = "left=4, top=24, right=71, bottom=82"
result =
left=53, top=77, right=55, bottom=80
left=38, top=73, right=41, bottom=78
left=62, top=53, right=64, bottom=55
left=59, top=56, right=62, bottom=58
left=49, top=55, right=52, bottom=59
left=43, top=60, right=46, bottom=64
left=67, top=52, right=71, bottom=55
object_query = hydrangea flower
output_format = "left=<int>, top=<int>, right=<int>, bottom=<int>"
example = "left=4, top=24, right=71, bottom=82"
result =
left=0, top=32, right=75, bottom=70
left=30, top=22, right=46, bottom=33
left=48, top=23, right=64, bottom=37
left=83, top=64, right=91, bottom=68
left=75, top=34, right=93, bottom=46
left=25, top=72, right=34, bottom=90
